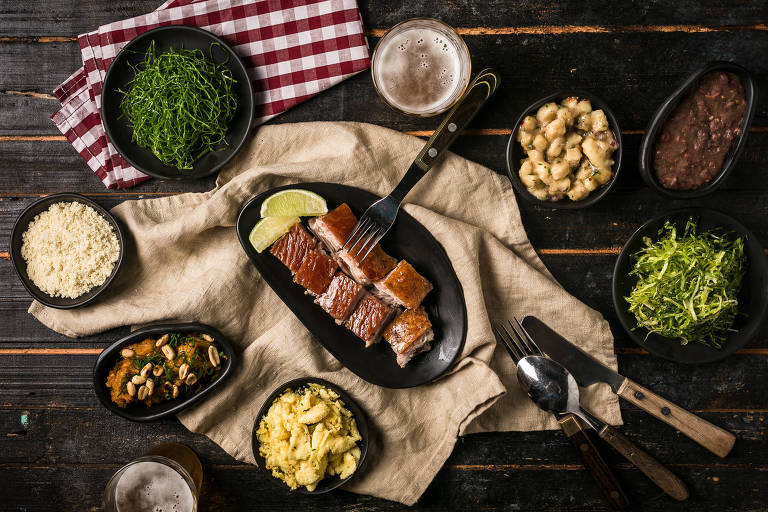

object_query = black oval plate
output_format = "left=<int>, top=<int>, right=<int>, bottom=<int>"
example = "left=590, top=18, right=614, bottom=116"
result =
left=251, top=377, right=369, bottom=494
left=612, top=208, right=768, bottom=364
left=101, top=25, right=255, bottom=180
left=236, top=183, right=468, bottom=388
left=10, top=193, right=125, bottom=309
left=639, top=61, right=758, bottom=199
left=506, top=89, right=623, bottom=209
left=93, top=322, right=237, bottom=422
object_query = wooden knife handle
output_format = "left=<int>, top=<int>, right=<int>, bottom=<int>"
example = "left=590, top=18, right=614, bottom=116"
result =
left=558, top=414, right=629, bottom=509
left=618, top=379, right=736, bottom=458
left=600, top=425, right=689, bottom=501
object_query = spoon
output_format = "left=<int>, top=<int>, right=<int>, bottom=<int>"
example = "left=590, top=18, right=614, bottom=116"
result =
left=517, top=355, right=689, bottom=501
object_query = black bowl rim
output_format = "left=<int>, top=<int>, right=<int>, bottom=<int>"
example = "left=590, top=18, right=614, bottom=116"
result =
left=611, top=207, right=768, bottom=364
left=251, top=377, right=370, bottom=495
left=505, top=89, right=623, bottom=210
left=9, top=192, right=126, bottom=309
left=101, top=25, right=255, bottom=181
left=638, top=61, right=758, bottom=199
left=92, top=322, right=238, bottom=422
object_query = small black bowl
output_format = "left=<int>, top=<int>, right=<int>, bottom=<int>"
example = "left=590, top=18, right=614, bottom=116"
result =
left=251, top=377, right=369, bottom=494
left=639, top=61, right=757, bottom=199
left=612, top=208, right=768, bottom=364
left=101, top=25, right=255, bottom=180
left=9, top=193, right=125, bottom=309
left=93, top=323, right=237, bottom=422
left=506, top=90, right=623, bottom=209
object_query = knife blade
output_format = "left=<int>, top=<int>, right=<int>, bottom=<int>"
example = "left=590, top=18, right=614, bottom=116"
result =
left=522, top=315, right=736, bottom=458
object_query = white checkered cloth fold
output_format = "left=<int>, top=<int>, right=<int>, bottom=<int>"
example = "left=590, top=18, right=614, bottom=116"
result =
left=52, top=0, right=370, bottom=189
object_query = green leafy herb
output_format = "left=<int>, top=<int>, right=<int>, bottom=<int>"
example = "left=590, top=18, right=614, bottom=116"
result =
left=118, top=40, right=238, bottom=169
left=625, top=219, right=746, bottom=348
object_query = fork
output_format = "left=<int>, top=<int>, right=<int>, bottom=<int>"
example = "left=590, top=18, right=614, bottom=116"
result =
left=493, top=319, right=629, bottom=509
left=342, top=69, right=500, bottom=260
left=496, top=318, right=689, bottom=502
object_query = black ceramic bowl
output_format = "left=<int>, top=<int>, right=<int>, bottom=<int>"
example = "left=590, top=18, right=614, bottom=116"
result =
left=639, top=61, right=757, bottom=199
left=251, top=377, right=369, bottom=494
left=101, top=25, right=255, bottom=180
left=506, top=90, right=623, bottom=209
left=9, top=193, right=125, bottom=309
left=93, top=323, right=237, bottom=422
left=612, top=208, right=768, bottom=364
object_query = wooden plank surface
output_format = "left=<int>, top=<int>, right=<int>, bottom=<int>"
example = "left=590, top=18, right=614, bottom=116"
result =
left=1, top=1, right=768, bottom=510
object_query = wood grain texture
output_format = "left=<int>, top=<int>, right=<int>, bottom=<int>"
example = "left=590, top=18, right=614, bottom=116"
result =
left=1, top=0, right=768, bottom=510
left=559, top=414, right=630, bottom=509
left=599, top=425, right=689, bottom=500
left=618, top=380, right=737, bottom=458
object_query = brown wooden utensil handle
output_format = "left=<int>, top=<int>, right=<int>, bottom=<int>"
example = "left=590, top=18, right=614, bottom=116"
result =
left=600, top=425, right=689, bottom=501
left=558, top=414, right=629, bottom=509
left=618, top=379, right=736, bottom=458
left=412, top=69, right=500, bottom=172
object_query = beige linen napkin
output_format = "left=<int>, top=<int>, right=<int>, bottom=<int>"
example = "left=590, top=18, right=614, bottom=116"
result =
left=30, top=121, right=621, bottom=505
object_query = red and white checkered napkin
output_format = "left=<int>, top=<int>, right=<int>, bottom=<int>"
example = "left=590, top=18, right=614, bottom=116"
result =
left=51, top=0, right=370, bottom=189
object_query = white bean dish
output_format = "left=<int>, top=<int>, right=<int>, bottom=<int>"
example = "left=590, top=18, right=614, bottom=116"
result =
left=516, top=97, right=618, bottom=202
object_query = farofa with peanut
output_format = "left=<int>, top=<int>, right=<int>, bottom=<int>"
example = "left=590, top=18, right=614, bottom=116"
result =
left=106, top=332, right=224, bottom=408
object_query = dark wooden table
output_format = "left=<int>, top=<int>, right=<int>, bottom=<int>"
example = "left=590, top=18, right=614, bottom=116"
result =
left=2, top=2, right=767, bottom=510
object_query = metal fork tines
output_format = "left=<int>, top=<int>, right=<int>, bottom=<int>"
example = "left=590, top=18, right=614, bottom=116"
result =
left=493, top=317, right=543, bottom=363
left=341, top=195, right=398, bottom=261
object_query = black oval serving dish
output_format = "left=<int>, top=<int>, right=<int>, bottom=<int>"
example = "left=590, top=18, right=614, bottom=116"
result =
left=236, top=182, right=467, bottom=388
left=93, top=323, right=237, bottom=422
left=506, top=90, right=623, bottom=209
left=612, top=208, right=768, bottom=364
left=251, top=377, right=369, bottom=494
left=101, top=25, right=255, bottom=180
left=639, top=61, right=757, bottom=199
left=10, top=193, right=125, bottom=309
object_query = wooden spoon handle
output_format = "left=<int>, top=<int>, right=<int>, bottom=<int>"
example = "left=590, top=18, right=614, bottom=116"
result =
left=618, top=379, right=736, bottom=458
left=599, top=425, right=689, bottom=501
left=558, top=414, right=629, bottom=509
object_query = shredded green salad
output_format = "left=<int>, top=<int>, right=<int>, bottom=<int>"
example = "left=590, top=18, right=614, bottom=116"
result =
left=118, top=41, right=237, bottom=169
left=625, top=218, right=746, bottom=349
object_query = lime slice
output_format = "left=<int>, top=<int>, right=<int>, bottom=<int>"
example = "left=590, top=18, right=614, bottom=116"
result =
left=249, top=216, right=300, bottom=253
left=259, top=189, right=328, bottom=218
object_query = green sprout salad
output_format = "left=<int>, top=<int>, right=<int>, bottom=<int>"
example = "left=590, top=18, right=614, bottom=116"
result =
left=118, top=41, right=237, bottom=169
left=625, top=219, right=746, bottom=349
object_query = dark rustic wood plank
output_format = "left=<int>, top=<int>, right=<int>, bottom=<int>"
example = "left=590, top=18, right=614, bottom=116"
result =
left=2, top=32, right=767, bottom=129
left=0, top=406, right=763, bottom=468
left=1, top=461, right=766, bottom=511
left=1, top=0, right=766, bottom=36
left=1, top=351, right=766, bottom=410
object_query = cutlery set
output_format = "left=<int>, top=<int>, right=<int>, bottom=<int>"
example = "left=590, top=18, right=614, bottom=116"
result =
left=494, top=316, right=737, bottom=506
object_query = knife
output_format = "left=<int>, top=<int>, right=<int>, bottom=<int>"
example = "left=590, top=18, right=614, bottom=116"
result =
left=556, top=412, right=630, bottom=509
left=522, top=316, right=736, bottom=458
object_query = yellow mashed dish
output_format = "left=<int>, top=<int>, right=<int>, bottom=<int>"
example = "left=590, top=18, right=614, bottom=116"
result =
left=256, top=383, right=362, bottom=491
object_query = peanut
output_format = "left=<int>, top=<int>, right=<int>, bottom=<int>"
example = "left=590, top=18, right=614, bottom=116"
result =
left=120, top=348, right=135, bottom=358
left=161, top=345, right=175, bottom=361
left=208, top=345, right=220, bottom=367
left=131, top=375, right=146, bottom=385
left=155, top=334, right=170, bottom=347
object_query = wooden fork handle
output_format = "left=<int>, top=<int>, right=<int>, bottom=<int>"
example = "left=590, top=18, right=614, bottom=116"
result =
left=558, top=414, right=629, bottom=509
left=599, top=425, right=689, bottom=501
left=618, top=379, right=736, bottom=458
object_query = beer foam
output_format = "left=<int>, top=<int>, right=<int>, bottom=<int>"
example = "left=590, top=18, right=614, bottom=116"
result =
left=374, top=27, right=464, bottom=114
left=114, top=461, right=195, bottom=512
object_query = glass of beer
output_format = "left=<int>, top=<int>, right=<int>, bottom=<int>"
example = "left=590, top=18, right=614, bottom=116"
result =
left=103, top=443, right=202, bottom=512
left=371, top=18, right=472, bottom=117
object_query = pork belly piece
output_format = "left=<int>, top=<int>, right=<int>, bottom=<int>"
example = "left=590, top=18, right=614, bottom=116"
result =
left=270, top=223, right=316, bottom=273
left=337, top=246, right=397, bottom=286
left=315, top=273, right=366, bottom=324
left=345, top=293, right=395, bottom=346
left=374, top=260, right=433, bottom=309
left=293, top=250, right=337, bottom=296
left=383, top=307, right=434, bottom=368
left=308, top=203, right=357, bottom=252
